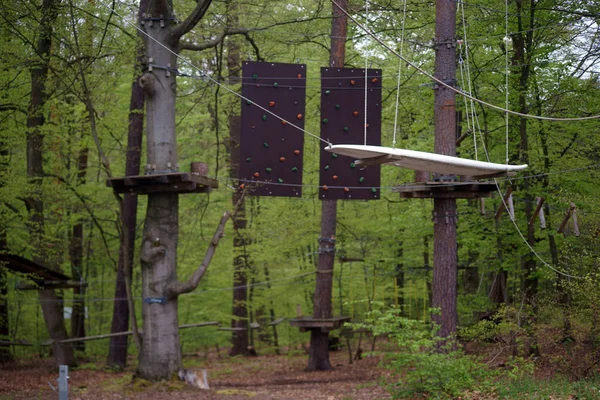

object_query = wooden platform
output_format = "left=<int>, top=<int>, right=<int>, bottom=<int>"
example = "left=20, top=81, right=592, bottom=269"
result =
left=0, top=253, right=85, bottom=290
left=288, top=316, right=351, bottom=332
left=394, top=181, right=497, bottom=199
left=106, top=172, right=218, bottom=195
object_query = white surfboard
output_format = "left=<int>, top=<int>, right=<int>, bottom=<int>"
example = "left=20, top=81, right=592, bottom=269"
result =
left=325, top=144, right=527, bottom=177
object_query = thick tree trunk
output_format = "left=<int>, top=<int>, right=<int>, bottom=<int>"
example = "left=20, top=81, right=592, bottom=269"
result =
left=432, top=0, right=458, bottom=339
left=26, top=0, right=74, bottom=366
left=107, top=3, right=146, bottom=366
left=136, top=0, right=181, bottom=379
left=138, top=194, right=181, bottom=379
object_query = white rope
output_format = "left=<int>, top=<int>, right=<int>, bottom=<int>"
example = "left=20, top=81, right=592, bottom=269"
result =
left=392, top=0, right=408, bottom=149
left=505, top=0, right=510, bottom=164
left=330, top=0, right=600, bottom=122
left=459, top=0, right=478, bottom=159
left=98, top=1, right=332, bottom=147
left=363, top=0, right=369, bottom=146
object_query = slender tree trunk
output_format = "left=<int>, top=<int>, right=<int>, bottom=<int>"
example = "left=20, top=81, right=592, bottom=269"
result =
left=513, top=0, right=538, bottom=308
left=306, top=0, right=347, bottom=372
left=432, top=0, right=458, bottom=340
left=107, top=0, right=146, bottom=367
left=26, top=0, right=74, bottom=366
left=0, top=198, right=10, bottom=363
left=69, top=147, right=88, bottom=352
left=225, top=0, right=252, bottom=357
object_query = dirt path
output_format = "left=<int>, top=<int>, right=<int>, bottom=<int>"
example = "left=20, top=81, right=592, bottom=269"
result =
left=0, top=352, right=392, bottom=399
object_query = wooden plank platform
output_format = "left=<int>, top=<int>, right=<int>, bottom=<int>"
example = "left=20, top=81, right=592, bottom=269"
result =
left=288, top=316, right=351, bottom=332
left=393, top=181, right=497, bottom=199
left=106, top=172, right=218, bottom=195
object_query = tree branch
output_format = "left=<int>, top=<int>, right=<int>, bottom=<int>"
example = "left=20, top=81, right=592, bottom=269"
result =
left=179, top=28, right=248, bottom=51
left=172, top=0, right=213, bottom=40
left=166, top=211, right=230, bottom=297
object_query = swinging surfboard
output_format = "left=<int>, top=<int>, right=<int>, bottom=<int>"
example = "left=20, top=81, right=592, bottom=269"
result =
left=324, top=145, right=527, bottom=178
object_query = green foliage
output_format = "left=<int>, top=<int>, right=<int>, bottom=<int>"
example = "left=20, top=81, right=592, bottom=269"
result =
left=498, top=375, right=600, bottom=400
left=349, top=304, right=496, bottom=399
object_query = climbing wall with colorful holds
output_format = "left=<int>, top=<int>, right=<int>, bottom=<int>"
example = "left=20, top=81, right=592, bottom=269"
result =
left=319, top=67, right=381, bottom=200
left=239, top=61, right=306, bottom=197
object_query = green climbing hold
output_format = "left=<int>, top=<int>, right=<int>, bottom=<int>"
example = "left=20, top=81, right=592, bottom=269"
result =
left=350, top=162, right=356, bottom=168
left=371, top=188, right=377, bottom=193
left=325, top=90, right=331, bottom=95
left=274, top=82, right=279, bottom=88
left=266, top=167, right=272, bottom=173
left=263, top=142, right=269, bottom=148
left=322, top=118, right=328, bottom=124
left=246, top=157, right=252, bottom=162
left=343, top=126, right=349, bottom=132
left=292, top=167, right=298, bottom=172
left=246, top=100, right=253, bottom=105
left=252, top=73, right=258, bottom=80
left=332, top=153, right=338, bottom=159
left=262, top=115, right=267, bottom=121
left=335, top=104, right=340, bottom=109
left=359, top=177, right=365, bottom=183
left=278, top=178, right=283, bottom=183
left=324, top=165, right=329, bottom=170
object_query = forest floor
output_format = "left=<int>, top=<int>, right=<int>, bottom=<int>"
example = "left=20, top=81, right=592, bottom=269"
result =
left=0, top=349, right=393, bottom=400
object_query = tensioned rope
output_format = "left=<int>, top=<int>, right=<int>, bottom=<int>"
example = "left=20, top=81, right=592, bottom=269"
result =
left=330, top=0, right=600, bottom=122
left=98, top=1, right=332, bottom=147
left=392, top=0, right=408, bottom=149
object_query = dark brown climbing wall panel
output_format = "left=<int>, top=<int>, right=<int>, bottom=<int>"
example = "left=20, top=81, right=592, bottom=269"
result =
left=319, top=67, right=381, bottom=200
left=239, top=61, right=306, bottom=197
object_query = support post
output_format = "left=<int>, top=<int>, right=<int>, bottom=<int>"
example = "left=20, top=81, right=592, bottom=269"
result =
left=307, top=0, right=348, bottom=372
left=432, top=0, right=458, bottom=340
left=58, top=365, right=69, bottom=400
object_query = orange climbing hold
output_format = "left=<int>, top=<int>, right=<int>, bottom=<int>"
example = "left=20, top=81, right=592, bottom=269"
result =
left=296, top=113, right=303, bottom=120
left=322, top=185, right=329, bottom=191
left=344, top=187, right=350, bottom=192
left=353, top=111, right=359, bottom=117
left=332, top=175, right=338, bottom=180
left=297, top=73, right=302, bottom=78
left=269, top=101, right=275, bottom=107
left=350, top=79, right=356, bottom=85
left=281, top=120, right=287, bottom=125
left=372, top=77, right=378, bottom=83
left=253, top=172, right=260, bottom=178
left=280, top=157, right=286, bottom=162
left=294, top=150, right=300, bottom=155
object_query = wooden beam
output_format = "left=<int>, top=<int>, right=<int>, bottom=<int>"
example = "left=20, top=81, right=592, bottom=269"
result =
left=528, top=197, right=545, bottom=226
left=558, top=203, right=576, bottom=234
left=43, top=321, right=220, bottom=345
left=572, top=203, right=580, bottom=237
left=494, top=186, right=513, bottom=221
left=16, top=280, right=87, bottom=290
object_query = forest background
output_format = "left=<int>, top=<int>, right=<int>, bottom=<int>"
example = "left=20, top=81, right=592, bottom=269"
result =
left=1, top=0, right=600, bottom=378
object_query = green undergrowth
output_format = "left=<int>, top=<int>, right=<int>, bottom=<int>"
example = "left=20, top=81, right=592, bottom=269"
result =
left=497, top=375, right=600, bottom=399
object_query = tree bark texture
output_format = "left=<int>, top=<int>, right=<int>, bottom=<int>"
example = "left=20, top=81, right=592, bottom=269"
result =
left=513, top=0, right=537, bottom=304
left=69, top=147, right=88, bottom=352
left=26, top=0, right=74, bottom=366
left=108, top=2, right=146, bottom=366
left=0, top=213, right=10, bottom=363
left=306, top=0, right=348, bottom=372
left=226, top=2, right=251, bottom=356
left=137, top=0, right=181, bottom=379
left=138, top=193, right=180, bottom=379
left=432, top=0, right=458, bottom=339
